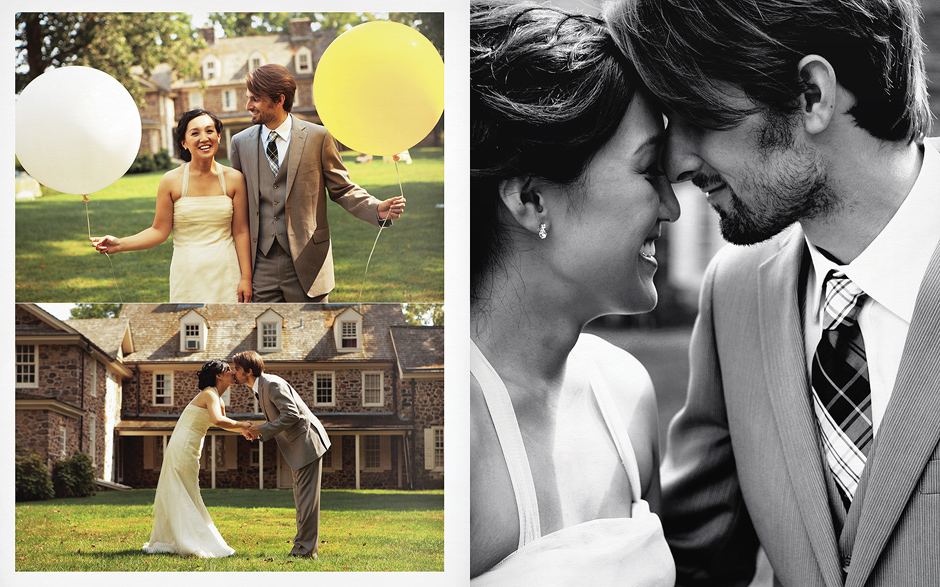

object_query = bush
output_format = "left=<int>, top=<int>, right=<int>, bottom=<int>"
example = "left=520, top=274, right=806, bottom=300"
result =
left=52, top=452, right=96, bottom=498
left=128, top=152, right=156, bottom=174
left=16, top=448, right=54, bottom=502
left=153, top=148, right=171, bottom=170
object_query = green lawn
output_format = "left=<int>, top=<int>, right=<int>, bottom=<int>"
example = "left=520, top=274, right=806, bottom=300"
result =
left=15, top=488, right=444, bottom=572
left=14, top=147, right=444, bottom=303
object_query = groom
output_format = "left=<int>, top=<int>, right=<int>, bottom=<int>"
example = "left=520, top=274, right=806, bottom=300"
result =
left=232, top=350, right=330, bottom=559
left=230, top=64, right=406, bottom=302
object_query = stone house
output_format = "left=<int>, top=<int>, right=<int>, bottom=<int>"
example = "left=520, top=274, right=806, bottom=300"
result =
left=137, top=17, right=440, bottom=160
left=14, top=303, right=444, bottom=491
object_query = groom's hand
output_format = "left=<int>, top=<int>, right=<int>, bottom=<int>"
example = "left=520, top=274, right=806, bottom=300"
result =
left=247, top=422, right=261, bottom=441
left=378, top=196, right=406, bottom=221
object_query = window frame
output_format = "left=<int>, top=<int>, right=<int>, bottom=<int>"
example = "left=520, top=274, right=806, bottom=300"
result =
left=362, top=371, right=384, bottom=407
left=314, top=371, right=335, bottom=407
left=153, top=371, right=174, bottom=406
left=16, top=343, right=38, bottom=388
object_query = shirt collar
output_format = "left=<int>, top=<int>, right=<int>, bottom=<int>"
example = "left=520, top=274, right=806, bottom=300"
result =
left=267, top=113, right=292, bottom=142
left=251, top=376, right=260, bottom=394
left=806, top=141, right=940, bottom=323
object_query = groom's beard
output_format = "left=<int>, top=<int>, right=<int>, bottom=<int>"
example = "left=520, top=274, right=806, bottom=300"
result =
left=703, top=139, right=839, bottom=245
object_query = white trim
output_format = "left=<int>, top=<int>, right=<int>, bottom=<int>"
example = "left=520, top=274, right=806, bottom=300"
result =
left=89, top=413, right=97, bottom=467
left=314, top=371, right=335, bottom=407
left=202, top=55, right=221, bottom=80
left=15, top=343, right=38, bottom=388
left=256, top=309, right=283, bottom=352
left=89, top=357, right=98, bottom=397
left=425, top=426, right=444, bottom=472
left=362, top=371, right=384, bottom=407
left=179, top=311, right=207, bottom=353
left=59, top=426, right=67, bottom=458
left=152, top=371, right=174, bottom=406
left=294, top=46, right=313, bottom=74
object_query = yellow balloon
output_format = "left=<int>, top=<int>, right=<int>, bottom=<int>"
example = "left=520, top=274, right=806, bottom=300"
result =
left=313, top=21, right=444, bottom=156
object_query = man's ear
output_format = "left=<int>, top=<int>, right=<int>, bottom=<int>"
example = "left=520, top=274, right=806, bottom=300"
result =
left=797, top=54, right=840, bottom=135
left=498, top=176, right=550, bottom=238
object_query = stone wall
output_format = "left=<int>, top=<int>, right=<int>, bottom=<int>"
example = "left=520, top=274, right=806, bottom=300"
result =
left=15, top=409, right=81, bottom=469
left=409, top=377, right=445, bottom=489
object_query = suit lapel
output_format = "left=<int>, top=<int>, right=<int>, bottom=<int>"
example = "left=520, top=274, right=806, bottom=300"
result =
left=757, top=227, right=844, bottom=587
left=257, top=374, right=272, bottom=421
left=846, top=238, right=940, bottom=586
left=285, top=117, right=307, bottom=202
left=245, top=126, right=261, bottom=212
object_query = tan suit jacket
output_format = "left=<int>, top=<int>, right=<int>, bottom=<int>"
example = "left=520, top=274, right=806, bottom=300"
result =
left=664, top=222, right=940, bottom=586
left=255, top=372, right=330, bottom=471
left=230, top=117, right=387, bottom=297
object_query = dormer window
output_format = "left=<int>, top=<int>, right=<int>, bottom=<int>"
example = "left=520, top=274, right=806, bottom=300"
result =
left=179, top=310, right=208, bottom=352
left=295, top=47, right=313, bottom=74
left=249, top=51, right=266, bottom=73
left=256, top=308, right=283, bottom=352
left=202, top=56, right=221, bottom=80
left=333, top=307, right=363, bottom=353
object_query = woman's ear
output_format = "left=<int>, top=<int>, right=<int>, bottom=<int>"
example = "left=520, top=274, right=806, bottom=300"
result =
left=797, top=54, right=841, bottom=135
left=498, top=176, right=550, bottom=238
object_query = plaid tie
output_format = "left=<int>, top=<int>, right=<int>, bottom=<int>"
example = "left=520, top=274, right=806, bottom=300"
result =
left=265, top=130, right=279, bottom=176
left=811, top=270, right=873, bottom=507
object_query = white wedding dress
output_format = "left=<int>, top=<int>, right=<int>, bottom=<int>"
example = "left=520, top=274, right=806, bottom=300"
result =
left=142, top=400, right=235, bottom=558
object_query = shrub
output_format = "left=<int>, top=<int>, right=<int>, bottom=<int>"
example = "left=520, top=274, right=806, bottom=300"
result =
left=153, top=148, right=171, bottom=170
left=16, top=448, right=54, bottom=502
left=52, top=451, right=96, bottom=498
left=128, top=152, right=156, bottom=174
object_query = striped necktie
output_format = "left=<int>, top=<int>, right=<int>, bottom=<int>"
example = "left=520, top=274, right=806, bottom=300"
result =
left=265, top=130, right=279, bottom=176
left=811, top=270, right=873, bottom=508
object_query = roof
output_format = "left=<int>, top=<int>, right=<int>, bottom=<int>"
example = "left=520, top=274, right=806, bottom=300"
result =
left=117, top=303, right=407, bottom=364
left=176, top=28, right=337, bottom=90
left=65, top=317, right=131, bottom=360
left=390, top=325, right=444, bottom=374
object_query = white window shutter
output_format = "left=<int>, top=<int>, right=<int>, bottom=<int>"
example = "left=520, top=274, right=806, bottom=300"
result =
left=424, top=429, right=434, bottom=470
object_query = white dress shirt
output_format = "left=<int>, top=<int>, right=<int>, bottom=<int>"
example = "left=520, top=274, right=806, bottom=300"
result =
left=803, top=141, right=940, bottom=434
left=264, top=114, right=293, bottom=168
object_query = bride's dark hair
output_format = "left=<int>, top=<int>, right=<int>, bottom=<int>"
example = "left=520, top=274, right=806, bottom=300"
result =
left=175, top=109, right=223, bottom=162
left=470, top=0, right=640, bottom=306
left=197, top=360, right=227, bottom=390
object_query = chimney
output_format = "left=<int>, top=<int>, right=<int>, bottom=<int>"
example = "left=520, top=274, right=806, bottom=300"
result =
left=290, top=18, right=312, bottom=40
left=199, top=26, right=215, bottom=46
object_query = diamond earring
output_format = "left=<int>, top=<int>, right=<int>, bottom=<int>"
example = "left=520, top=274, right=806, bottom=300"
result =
left=538, top=223, right=547, bottom=239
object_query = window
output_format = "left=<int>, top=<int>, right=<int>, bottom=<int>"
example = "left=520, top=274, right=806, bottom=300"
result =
left=321, top=436, right=342, bottom=472
left=222, top=89, right=237, bottom=112
left=204, top=60, right=217, bottom=79
left=321, top=447, right=332, bottom=469
left=89, top=414, right=97, bottom=467
left=315, top=372, right=335, bottom=406
left=16, top=344, right=37, bottom=387
left=251, top=56, right=263, bottom=71
left=90, top=359, right=98, bottom=397
left=251, top=448, right=260, bottom=467
left=342, top=321, right=358, bottom=348
left=188, top=91, right=204, bottom=110
left=180, top=311, right=208, bottom=352
left=262, top=323, right=278, bottom=349
left=425, top=426, right=444, bottom=472
left=364, top=435, right=381, bottom=469
left=362, top=372, right=384, bottom=407
left=295, top=47, right=312, bottom=73
left=60, top=426, right=68, bottom=458
left=256, top=310, right=283, bottom=352
left=153, top=372, right=173, bottom=405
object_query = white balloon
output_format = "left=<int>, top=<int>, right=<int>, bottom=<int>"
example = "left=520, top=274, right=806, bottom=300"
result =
left=15, top=66, right=142, bottom=195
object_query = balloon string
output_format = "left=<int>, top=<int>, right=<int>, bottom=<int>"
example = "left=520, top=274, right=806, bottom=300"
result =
left=85, top=196, right=123, bottom=304
left=357, top=158, right=403, bottom=305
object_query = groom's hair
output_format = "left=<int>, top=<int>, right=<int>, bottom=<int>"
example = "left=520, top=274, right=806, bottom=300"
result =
left=607, top=0, right=930, bottom=143
left=246, top=64, right=296, bottom=113
left=232, top=350, right=264, bottom=378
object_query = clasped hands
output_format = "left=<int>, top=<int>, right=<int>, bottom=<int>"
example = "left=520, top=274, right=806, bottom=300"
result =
left=240, top=421, right=261, bottom=441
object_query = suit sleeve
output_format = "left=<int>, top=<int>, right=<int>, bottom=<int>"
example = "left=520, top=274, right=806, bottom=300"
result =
left=320, top=131, right=390, bottom=228
left=662, top=251, right=760, bottom=586
left=230, top=135, right=242, bottom=172
left=257, top=379, right=301, bottom=441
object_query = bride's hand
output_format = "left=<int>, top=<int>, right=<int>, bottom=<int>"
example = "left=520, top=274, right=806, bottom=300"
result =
left=238, top=278, right=252, bottom=303
left=90, top=235, right=120, bottom=254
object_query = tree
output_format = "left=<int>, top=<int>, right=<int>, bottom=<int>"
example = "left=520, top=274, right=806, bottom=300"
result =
left=208, top=12, right=443, bottom=57
left=15, top=12, right=204, bottom=104
left=69, top=304, right=122, bottom=319
left=402, top=304, right=444, bottom=326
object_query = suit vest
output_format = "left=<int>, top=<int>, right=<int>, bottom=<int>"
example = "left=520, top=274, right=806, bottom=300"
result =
left=257, top=138, right=290, bottom=255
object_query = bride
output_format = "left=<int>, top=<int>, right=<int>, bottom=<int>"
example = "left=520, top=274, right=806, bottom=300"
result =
left=470, top=1, right=680, bottom=583
left=143, top=360, right=251, bottom=558
left=91, top=109, right=252, bottom=303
